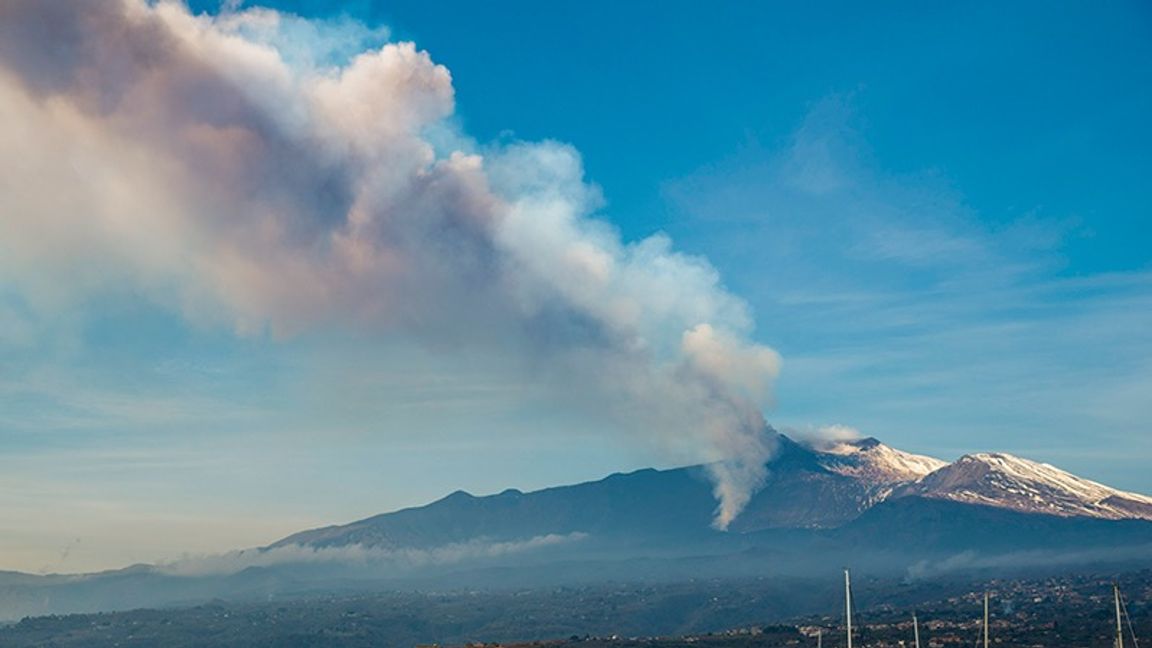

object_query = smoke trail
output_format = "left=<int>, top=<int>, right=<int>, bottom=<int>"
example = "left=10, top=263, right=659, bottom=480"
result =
left=0, top=0, right=780, bottom=527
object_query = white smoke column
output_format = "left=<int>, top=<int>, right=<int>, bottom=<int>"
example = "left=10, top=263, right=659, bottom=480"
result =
left=785, top=423, right=864, bottom=450
left=0, top=0, right=781, bottom=527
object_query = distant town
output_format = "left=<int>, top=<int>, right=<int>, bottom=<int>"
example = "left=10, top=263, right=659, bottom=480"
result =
left=2, top=570, right=1147, bottom=647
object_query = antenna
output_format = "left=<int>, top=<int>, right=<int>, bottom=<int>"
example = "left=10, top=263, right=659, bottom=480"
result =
left=1114, top=583, right=1125, bottom=648
left=1117, top=582, right=1141, bottom=648
left=845, top=569, right=853, bottom=648
left=913, top=612, right=921, bottom=648
left=983, top=592, right=990, bottom=648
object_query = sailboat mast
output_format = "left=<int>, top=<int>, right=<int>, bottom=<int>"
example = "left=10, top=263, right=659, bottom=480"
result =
left=818, top=628, right=823, bottom=648
left=845, top=569, right=853, bottom=648
left=1115, top=583, right=1125, bottom=648
left=913, top=613, right=921, bottom=648
left=983, top=592, right=990, bottom=648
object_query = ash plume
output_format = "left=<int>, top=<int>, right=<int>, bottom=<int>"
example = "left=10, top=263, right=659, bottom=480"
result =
left=0, top=0, right=780, bottom=527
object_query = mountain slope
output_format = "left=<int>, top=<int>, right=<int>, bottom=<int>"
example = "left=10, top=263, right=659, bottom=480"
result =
left=272, top=434, right=949, bottom=549
left=898, top=453, right=1152, bottom=521
left=273, top=465, right=719, bottom=550
left=4, top=436, right=1152, bottom=620
left=814, top=437, right=947, bottom=482
left=271, top=436, right=1152, bottom=556
left=832, top=495, right=1152, bottom=555
left=728, top=436, right=943, bottom=531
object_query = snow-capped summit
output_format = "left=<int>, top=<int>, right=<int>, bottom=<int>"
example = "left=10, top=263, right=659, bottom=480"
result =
left=898, top=452, right=1152, bottom=521
left=814, top=436, right=948, bottom=483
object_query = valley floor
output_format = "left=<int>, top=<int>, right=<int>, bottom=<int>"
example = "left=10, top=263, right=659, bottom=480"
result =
left=0, top=570, right=1148, bottom=648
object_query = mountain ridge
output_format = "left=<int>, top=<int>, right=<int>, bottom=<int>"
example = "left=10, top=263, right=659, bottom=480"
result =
left=2, top=432, right=1152, bottom=620
left=897, top=451, right=1152, bottom=520
left=270, top=432, right=1152, bottom=552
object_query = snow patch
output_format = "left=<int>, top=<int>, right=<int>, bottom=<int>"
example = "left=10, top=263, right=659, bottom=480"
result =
left=905, top=452, right=1152, bottom=521
left=816, top=438, right=947, bottom=484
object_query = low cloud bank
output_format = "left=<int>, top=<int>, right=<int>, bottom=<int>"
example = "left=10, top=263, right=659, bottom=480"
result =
left=905, top=544, right=1152, bottom=580
left=157, top=532, right=588, bottom=577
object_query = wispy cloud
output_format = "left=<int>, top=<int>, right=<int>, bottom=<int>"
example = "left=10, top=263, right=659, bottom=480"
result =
left=665, top=96, right=1152, bottom=488
left=157, top=532, right=588, bottom=577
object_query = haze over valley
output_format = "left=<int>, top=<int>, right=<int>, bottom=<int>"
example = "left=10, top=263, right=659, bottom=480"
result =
left=0, top=0, right=1150, bottom=645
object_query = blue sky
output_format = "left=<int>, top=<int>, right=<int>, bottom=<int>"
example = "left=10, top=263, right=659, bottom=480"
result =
left=339, top=0, right=1152, bottom=453
left=1, top=0, right=1150, bottom=571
